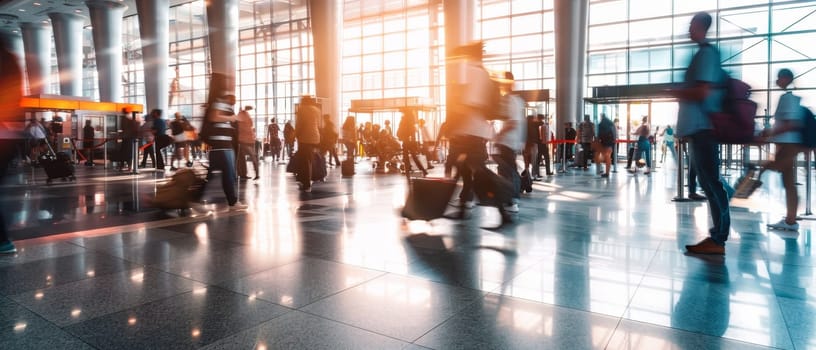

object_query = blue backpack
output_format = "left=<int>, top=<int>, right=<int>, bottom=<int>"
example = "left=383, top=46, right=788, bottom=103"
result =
left=800, top=106, right=816, bottom=148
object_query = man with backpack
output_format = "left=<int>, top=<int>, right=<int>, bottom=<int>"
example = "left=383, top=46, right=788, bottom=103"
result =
left=595, top=114, right=616, bottom=178
left=670, top=12, right=730, bottom=255
left=759, top=68, right=810, bottom=232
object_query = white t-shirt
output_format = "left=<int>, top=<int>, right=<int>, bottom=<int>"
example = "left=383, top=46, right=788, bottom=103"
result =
left=773, top=91, right=802, bottom=144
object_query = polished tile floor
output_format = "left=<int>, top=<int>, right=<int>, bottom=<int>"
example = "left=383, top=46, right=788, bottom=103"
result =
left=1, top=157, right=813, bottom=349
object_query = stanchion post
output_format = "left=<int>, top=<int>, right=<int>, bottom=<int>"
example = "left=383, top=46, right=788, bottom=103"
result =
left=612, top=140, right=617, bottom=173
left=673, top=141, right=692, bottom=202
left=800, top=151, right=813, bottom=219
left=130, top=110, right=139, bottom=174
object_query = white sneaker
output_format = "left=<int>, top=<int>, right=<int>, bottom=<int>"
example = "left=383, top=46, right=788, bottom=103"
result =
left=229, top=202, right=248, bottom=211
left=503, top=203, right=519, bottom=213
left=767, top=219, right=798, bottom=231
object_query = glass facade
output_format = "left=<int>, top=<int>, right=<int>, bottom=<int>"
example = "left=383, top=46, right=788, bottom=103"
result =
left=237, top=1, right=313, bottom=138
left=120, top=1, right=313, bottom=139
left=587, top=0, right=816, bottom=128
left=341, top=0, right=444, bottom=132
left=64, top=0, right=815, bottom=139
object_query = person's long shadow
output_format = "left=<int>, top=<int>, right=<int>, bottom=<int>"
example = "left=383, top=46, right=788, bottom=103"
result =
left=402, top=221, right=518, bottom=290
left=672, top=254, right=731, bottom=339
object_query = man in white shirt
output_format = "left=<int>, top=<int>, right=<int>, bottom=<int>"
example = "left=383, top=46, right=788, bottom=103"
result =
left=761, top=68, right=806, bottom=232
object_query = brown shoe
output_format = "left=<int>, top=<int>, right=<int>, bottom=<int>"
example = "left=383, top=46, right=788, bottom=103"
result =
left=685, top=238, right=725, bottom=255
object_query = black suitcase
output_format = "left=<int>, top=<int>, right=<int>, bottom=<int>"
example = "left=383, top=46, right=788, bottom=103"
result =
left=402, top=177, right=457, bottom=221
left=40, top=152, right=75, bottom=184
left=286, top=150, right=328, bottom=181
left=473, top=166, right=513, bottom=207
left=341, top=159, right=355, bottom=177
left=312, top=152, right=327, bottom=181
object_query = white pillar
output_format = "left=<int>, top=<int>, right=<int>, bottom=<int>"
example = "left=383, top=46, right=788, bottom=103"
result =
left=308, top=0, right=342, bottom=124
left=136, top=0, right=170, bottom=113
left=553, top=0, right=589, bottom=139
left=87, top=0, right=127, bottom=102
left=21, top=22, right=51, bottom=95
left=205, top=0, right=239, bottom=96
left=443, top=0, right=474, bottom=113
left=49, top=12, right=85, bottom=96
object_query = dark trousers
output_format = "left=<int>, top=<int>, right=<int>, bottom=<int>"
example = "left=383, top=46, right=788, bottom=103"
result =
left=537, top=142, right=551, bottom=174
left=688, top=130, right=730, bottom=245
left=494, top=144, right=521, bottom=202
left=323, top=143, right=340, bottom=166
left=206, top=149, right=238, bottom=205
left=83, top=141, right=94, bottom=164
left=237, top=142, right=259, bottom=177
left=580, top=142, right=592, bottom=167
left=344, top=141, right=356, bottom=161
left=402, top=140, right=426, bottom=174
left=523, top=142, right=539, bottom=177
left=141, top=143, right=165, bottom=169
left=452, top=136, right=488, bottom=202
left=296, top=143, right=317, bottom=188
left=688, top=158, right=698, bottom=193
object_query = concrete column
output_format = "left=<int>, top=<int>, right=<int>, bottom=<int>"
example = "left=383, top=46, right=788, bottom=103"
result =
left=0, top=29, right=28, bottom=95
left=20, top=22, right=51, bottom=95
left=443, top=0, right=474, bottom=113
left=205, top=0, right=239, bottom=96
left=308, top=0, right=342, bottom=123
left=49, top=12, right=85, bottom=96
left=136, top=0, right=169, bottom=113
left=87, top=0, right=127, bottom=102
left=553, top=0, right=588, bottom=139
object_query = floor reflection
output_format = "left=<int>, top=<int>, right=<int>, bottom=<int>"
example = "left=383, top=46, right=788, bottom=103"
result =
left=1, top=159, right=813, bottom=349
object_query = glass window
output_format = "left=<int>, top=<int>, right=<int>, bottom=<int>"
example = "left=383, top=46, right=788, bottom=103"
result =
left=772, top=4, right=816, bottom=33
left=512, top=34, right=542, bottom=54
left=629, top=18, right=674, bottom=45
left=771, top=33, right=816, bottom=62
left=589, top=23, right=628, bottom=50
left=649, top=48, right=672, bottom=70
left=383, top=17, right=406, bottom=33
left=589, top=0, right=626, bottom=25
left=481, top=18, right=510, bottom=39
left=719, top=7, right=769, bottom=37
left=481, top=0, right=510, bottom=18
left=384, top=32, right=405, bottom=52
left=629, top=0, right=671, bottom=20
left=674, top=0, right=717, bottom=15
left=344, top=56, right=362, bottom=73
left=362, top=54, right=383, bottom=71
left=384, top=51, right=406, bottom=70
left=511, top=13, right=542, bottom=36
left=718, top=38, right=767, bottom=65
left=362, top=35, right=383, bottom=54
left=513, top=0, right=544, bottom=13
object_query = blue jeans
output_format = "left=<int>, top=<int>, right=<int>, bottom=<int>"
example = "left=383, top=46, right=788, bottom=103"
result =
left=635, top=138, right=651, bottom=168
left=207, top=149, right=238, bottom=205
left=688, top=131, right=730, bottom=245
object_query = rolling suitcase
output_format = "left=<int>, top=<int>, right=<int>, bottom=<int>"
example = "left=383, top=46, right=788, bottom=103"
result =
left=341, top=159, right=355, bottom=177
left=40, top=153, right=75, bottom=184
left=473, top=166, right=513, bottom=207
left=154, top=168, right=206, bottom=210
left=40, top=141, right=75, bottom=184
left=312, top=152, right=327, bottom=181
left=402, top=177, right=457, bottom=221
